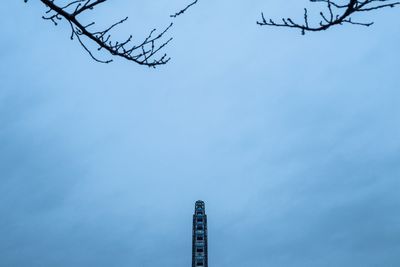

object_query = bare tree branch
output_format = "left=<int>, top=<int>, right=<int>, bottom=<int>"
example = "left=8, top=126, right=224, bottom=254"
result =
left=257, top=0, right=400, bottom=34
left=28, top=0, right=173, bottom=67
left=25, top=0, right=399, bottom=65
left=170, top=0, right=198, bottom=18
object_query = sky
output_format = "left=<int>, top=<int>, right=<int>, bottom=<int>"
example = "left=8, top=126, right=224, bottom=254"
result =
left=1, top=0, right=400, bottom=266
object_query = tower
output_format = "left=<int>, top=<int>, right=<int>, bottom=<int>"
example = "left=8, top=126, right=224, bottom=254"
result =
left=192, top=200, right=208, bottom=267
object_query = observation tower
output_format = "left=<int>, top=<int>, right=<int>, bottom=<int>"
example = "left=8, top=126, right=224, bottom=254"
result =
left=192, top=200, right=208, bottom=267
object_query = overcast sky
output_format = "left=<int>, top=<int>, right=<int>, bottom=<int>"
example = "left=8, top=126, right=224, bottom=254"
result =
left=1, top=1, right=400, bottom=266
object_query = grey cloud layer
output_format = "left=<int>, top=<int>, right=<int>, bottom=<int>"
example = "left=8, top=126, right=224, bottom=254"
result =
left=1, top=1, right=399, bottom=266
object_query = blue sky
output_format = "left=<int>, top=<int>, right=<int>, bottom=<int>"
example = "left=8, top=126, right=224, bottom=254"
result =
left=1, top=1, right=400, bottom=266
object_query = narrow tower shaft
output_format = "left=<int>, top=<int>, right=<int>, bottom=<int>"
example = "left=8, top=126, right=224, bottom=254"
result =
left=192, top=200, right=208, bottom=267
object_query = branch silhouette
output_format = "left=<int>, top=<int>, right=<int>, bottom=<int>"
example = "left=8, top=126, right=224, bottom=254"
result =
left=29, top=0, right=173, bottom=66
left=25, top=1, right=399, bottom=65
left=258, top=0, right=400, bottom=34
left=170, top=0, right=199, bottom=18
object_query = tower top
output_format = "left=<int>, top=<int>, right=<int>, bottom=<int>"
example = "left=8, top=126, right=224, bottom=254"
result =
left=192, top=200, right=208, bottom=267
left=195, top=200, right=205, bottom=210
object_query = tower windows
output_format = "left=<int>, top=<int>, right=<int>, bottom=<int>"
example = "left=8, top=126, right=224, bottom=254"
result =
left=193, top=201, right=207, bottom=267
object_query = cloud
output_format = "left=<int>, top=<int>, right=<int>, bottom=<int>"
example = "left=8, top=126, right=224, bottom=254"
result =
left=1, top=1, right=400, bottom=266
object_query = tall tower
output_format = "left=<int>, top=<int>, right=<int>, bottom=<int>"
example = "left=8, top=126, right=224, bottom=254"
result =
left=192, top=200, right=208, bottom=267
